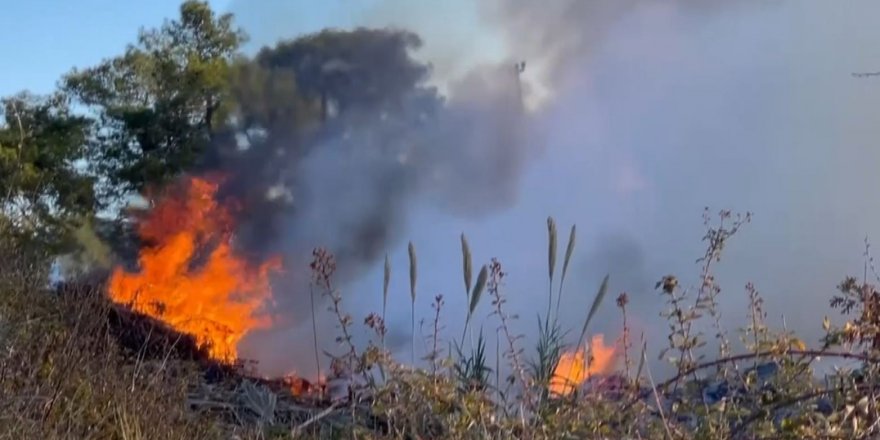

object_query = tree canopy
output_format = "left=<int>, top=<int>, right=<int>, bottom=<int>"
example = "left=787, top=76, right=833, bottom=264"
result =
left=0, top=92, right=94, bottom=250
left=63, top=0, right=245, bottom=200
left=2, top=0, right=447, bottom=263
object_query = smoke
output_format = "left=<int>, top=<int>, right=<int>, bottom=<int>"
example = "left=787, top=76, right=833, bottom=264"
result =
left=227, top=0, right=880, bottom=378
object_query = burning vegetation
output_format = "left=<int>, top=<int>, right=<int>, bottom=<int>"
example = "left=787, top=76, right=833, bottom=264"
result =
left=108, top=176, right=282, bottom=362
left=8, top=2, right=880, bottom=439
left=549, top=334, right=617, bottom=396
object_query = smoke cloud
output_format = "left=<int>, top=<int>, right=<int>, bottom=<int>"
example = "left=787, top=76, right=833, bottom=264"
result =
left=226, top=0, right=880, bottom=378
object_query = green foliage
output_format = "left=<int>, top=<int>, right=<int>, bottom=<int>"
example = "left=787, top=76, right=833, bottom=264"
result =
left=0, top=92, right=95, bottom=251
left=453, top=329, right=492, bottom=393
left=256, top=28, right=431, bottom=119
left=63, top=0, right=245, bottom=199
left=529, top=315, right=566, bottom=393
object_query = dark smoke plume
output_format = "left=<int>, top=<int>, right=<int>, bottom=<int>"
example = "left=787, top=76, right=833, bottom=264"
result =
left=226, top=0, right=880, bottom=379
left=213, top=28, right=531, bottom=284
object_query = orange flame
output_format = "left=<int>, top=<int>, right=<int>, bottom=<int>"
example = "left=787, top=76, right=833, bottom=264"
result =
left=549, top=334, right=617, bottom=396
left=108, top=176, right=282, bottom=362
left=283, top=372, right=327, bottom=397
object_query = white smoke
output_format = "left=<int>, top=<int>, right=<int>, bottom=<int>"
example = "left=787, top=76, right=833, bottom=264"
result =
left=232, top=0, right=880, bottom=379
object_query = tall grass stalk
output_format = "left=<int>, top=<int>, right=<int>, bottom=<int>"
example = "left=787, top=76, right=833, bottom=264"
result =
left=408, top=241, right=417, bottom=365
left=461, top=264, right=488, bottom=347
left=461, top=233, right=474, bottom=346
left=382, top=253, right=390, bottom=349
left=546, top=217, right=558, bottom=321
left=555, top=224, right=576, bottom=319
left=461, top=233, right=473, bottom=300
left=309, top=283, right=321, bottom=377
left=577, top=274, right=610, bottom=349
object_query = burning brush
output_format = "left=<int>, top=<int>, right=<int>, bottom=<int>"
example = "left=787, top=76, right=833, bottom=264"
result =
left=550, top=334, right=618, bottom=397
left=108, top=176, right=282, bottom=363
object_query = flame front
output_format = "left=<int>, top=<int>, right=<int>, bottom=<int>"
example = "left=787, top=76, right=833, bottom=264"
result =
left=550, top=334, right=617, bottom=396
left=108, top=176, right=281, bottom=362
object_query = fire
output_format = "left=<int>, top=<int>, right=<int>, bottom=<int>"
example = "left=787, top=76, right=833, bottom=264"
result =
left=549, top=334, right=617, bottom=396
left=283, top=372, right=327, bottom=397
left=108, top=176, right=282, bottom=362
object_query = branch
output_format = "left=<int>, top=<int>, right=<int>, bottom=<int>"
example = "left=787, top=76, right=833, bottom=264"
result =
left=291, top=401, right=342, bottom=436
left=731, top=382, right=880, bottom=437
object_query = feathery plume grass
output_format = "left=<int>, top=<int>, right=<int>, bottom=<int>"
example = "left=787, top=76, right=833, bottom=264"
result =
left=470, top=265, right=488, bottom=319
left=382, top=253, right=391, bottom=353
left=408, top=242, right=417, bottom=302
left=577, top=274, right=610, bottom=348
left=408, top=241, right=417, bottom=364
left=383, top=254, right=390, bottom=320
left=461, top=264, right=489, bottom=345
left=461, top=233, right=473, bottom=300
left=556, top=224, right=577, bottom=318
left=547, top=217, right=558, bottom=319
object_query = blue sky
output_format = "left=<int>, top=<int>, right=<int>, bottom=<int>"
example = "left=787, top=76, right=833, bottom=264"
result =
left=0, top=0, right=223, bottom=96
left=0, top=0, right=502, bottom=97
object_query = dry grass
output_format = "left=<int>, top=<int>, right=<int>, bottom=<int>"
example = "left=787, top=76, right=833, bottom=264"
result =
left=6, top=211, right=880, bottom=438
left=0, top=240, right=225, bottom=439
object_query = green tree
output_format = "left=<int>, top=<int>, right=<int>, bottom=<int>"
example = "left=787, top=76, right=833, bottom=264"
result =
left=63, top=0, right=245, bottom=201
left=213, top=29, right=442, bottom=255
left=257, top=28, right=433, bottom=120
left=225, top=28, right=441, bottom=183
left=0, top=92, right=95, bottom=250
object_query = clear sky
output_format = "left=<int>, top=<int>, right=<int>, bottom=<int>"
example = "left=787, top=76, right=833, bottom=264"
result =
left=0, top=1, right=203, bottom=95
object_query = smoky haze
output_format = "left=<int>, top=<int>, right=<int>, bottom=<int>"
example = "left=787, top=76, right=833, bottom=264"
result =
left=228, top=0, right=880, bottom=379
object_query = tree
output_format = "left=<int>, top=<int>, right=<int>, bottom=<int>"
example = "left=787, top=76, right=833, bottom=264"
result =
left=63, top=0, right=245, bottom=202
left=0, top=92, right=95, bottom=250
left=257, top=28, right=433, bottom=120
left=212, top=29, right=444, bottom=258
left=223, top=27, right=442, bottom=185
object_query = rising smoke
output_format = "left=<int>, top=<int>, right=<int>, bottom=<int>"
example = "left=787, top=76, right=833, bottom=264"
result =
left=227, top=0, right=880, bottom=378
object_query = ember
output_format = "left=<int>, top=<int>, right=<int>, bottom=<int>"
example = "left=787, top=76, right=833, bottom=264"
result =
left=108, top=176, right=282, bottom=362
